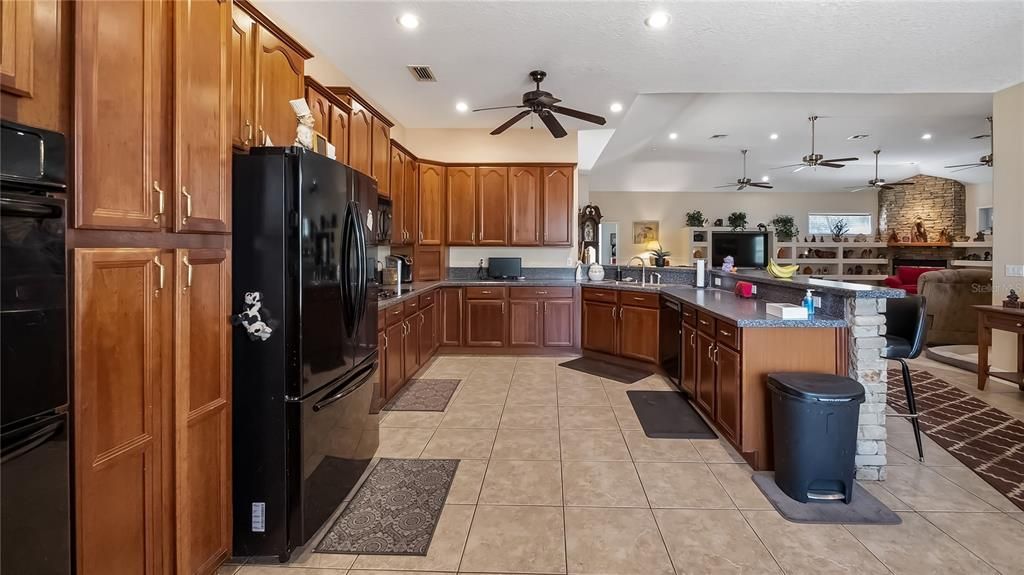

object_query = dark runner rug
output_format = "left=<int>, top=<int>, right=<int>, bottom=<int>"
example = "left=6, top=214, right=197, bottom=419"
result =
left=560, top=357, right=652, bottom=384
left=887, top=368, right=1024, bottom=511
left=751, top=473, right=901, bottom=525
left=384, top=379, right=461, bottom=411
left=627, top=390, right=717, bottom=439
left=316, top=458, right=459, bottom=555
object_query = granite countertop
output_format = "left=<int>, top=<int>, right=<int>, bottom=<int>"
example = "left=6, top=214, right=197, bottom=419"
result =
left=376, top=279, right=579, bottom=310
left=712, top=269, right=905, bottom=299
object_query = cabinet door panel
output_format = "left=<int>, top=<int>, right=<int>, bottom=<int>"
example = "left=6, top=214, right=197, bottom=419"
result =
left=509, top=300, right=540, bottom=347
left=75, top=0, right=169, bottom=230
left=175, top=0, right=231, bottom=234
left=446, top=167, right=476, bottom=245
left=375, top=330, right=387, bottom=409
left=255, top=27, right=304, bottom=148
left=509, top=166, right=541, bottom=246
left=330, top=103, right=349, bottom=164
left=681, top=324, right=697, bottom=396
left=542, top=166, right=572, bottom=246
left=619, top=305, right=659, bottom=363
left=695, top=333, right=716, bottom=415
left=418, top=305, right=435, bottom=361
left=418, top=163, right=444, bottom=245
left=543, top=300, right=575, bottom=347
left=0, top=0, right=33, bottom=96
left=477, top=166, right=508, bottom=246
left=74, top=249, right=168, bottom=575
left=305, top=84, right=331, bottom=141
left=230, top=4, right=255, bottom=149
left=465, top=300, right=506, bottom=347
left=715, top=345, right=741, bottom=445
left=582, top=300, right=617, bottom=355
left=389, top=147, right=404, bottom=244
left=371, top=116, right=391, bottom=198
left=404, top=157, right=418, bottom=245
left=440, top=288, right=462, bottom=346
left=348, top=105, right=371, bottom=175
left=385, top=322, right=404, bottom=398
left=174, top=248, right=231, bottom=574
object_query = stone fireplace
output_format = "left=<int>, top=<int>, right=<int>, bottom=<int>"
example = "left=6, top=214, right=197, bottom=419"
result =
left=878, top=174, right=967, bottom=268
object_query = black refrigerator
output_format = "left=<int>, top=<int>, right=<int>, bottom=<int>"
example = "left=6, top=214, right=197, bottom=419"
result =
left=231, top=147, right=379, bottom=561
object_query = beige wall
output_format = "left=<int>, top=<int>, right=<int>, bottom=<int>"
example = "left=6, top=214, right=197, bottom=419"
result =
left=588, top=190, right=879, bottom=263
left=965, top=182, right=993, bottom=237
left=991, top=83, right=1024, bottom=371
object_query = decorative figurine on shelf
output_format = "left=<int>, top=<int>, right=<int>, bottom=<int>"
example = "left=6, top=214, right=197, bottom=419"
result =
left=810, top=235, right=816, bottom=243
left=1004, top=289, right=1022, bottom=309
left=713, top=218, right=724, bottom=227
left=289, top=98, right=316, bottom=150
left=721, top=255, right=735, bottom=272
left=984, top=251, right=992, bottom=261
left=938, top=228, right=952, bottom=244
left=974, top=231, right=987, bottom=242
left=756, top=222, right=768, bottom=233
left=911, top=220, right=928, bottom=243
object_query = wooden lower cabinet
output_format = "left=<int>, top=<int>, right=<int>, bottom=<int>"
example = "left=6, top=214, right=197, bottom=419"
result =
left=378, top=294, right=440, bottom=402
left=695, top=332, right=716, bottom=415
left=542, top=300, right=575, bottom=347
left=403, top=313, right=421, bottom=379
left=618, top=305, right=658, bottom=363
left=581, top=299, right=618, bottom=355
left=714, top=344, right=742, bottom=445
left=74, top=248, right=231, bottom=575
left=384, top=321, right=404, bottom=399
left=465, top=300, right=507, bottom=347
left=440, top=288, right=463, bottom=346
left=681, top=324, right=697, bottom=396
left=509, top=300, right=540, bottom=347
left=419, top=304, right=436, bottom=359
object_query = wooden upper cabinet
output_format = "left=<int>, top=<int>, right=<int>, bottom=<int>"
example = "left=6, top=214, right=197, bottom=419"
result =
left=75, top=0, right=170, bottom=231
left=371, top=116, right=391, bottom=197
left=509, top=166, right=541, bottom=246
left=418, top=162, right=444, bottom=246
left=175, top=0, right=231, bottom=234
left=174, top=248, right=232, bottom=575
left=330, top=101, right=349, bottom=164
left=348, top=104, right=371, bottom=174
left=476, top=167, right=508, bottom=246
left=305, top=83, right=331, bottom=140
left=446, top=167, right=476, bottom=245
left=542, top=166, right=573, bottom=246
left=404, top=156, right=418, bottom=244
left=255, top=28, right=303, bottom=147
left=389, top=146, right=404, bottom=245
left=1, top=0, right=34, bottom=97
left=305, top=76, right=351, bottom=165
left=229, top=3, right=256, bottom=149
left=74, top=249, right=169, bottom=575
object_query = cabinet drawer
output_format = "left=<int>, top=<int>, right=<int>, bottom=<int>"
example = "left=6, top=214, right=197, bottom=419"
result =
left=510, top=286, right=574, bottom=299
left=466, top=286, right=507, bottom=300
left=404, top=298, right=420, bottom=316
left=582, top=287, right=618, bottom=304
left=418, top=290, right=436, bottom=308
left=386, top=304, right=404, bottom=326
left=984, top=313, right=1024, bottom=333
left=681, top=304, right=697, bottom=327
left=716, top=320, right=741, bottom=350
left=620, top=291, right=659, bottom=309
left=696, top=311, right=716, bottom=336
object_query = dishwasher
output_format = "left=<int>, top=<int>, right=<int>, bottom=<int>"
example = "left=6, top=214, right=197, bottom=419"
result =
left=659, top=298, right=682, bottom=388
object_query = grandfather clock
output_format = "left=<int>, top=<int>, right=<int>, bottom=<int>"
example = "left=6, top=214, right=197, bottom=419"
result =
left=578, top=204, right=602, bottom=263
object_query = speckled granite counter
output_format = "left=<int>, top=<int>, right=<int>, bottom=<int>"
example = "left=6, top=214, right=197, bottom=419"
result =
left=376, top=279, right=578, bottom=310
left=711, top=269, right=904, bottom=299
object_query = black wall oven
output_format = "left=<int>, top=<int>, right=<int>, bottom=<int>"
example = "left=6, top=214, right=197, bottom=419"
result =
left=0, top=120, right=71, bottom=575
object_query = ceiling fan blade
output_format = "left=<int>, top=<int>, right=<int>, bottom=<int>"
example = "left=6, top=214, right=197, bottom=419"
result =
left=549, top=105, right=607, bottom=126
left=771, top=163, right=805, bottom=170
left=535, top=94, right=562, bottom=106
left=473, top=105, right=526, bottom=112
left=886, top=181, right=915, bottom=186
left=490, top=110, right=532, bottom=135
left=950, top=165, right=982, bottom=173
left=714, top=184, right=738, bottom=189
left=736, top=184, right=748, bottom=191
left=817, top=162, right=846, bottom=168
left=944, top=162, right=984, bottom=169
left=748, top=183, right=773, bottom=189
left=792, top=166, right=808, bottom=173
left=538, top=109, right=567, bottom=138
left=847, top=186, right=872, bottom=193
left=821, top=157, right=859, bottom=163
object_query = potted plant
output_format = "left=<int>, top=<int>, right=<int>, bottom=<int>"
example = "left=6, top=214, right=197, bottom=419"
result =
left=830, top=219, right=850, bottom=242
left=685, top=210, right=708, bottom=228
left=769, top=214, right=799, bottom=242
left=649, top=242, right=672, bottom=267
left=728, top=211, right=747, bottom=231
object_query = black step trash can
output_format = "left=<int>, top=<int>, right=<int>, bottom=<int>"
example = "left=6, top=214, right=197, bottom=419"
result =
left=767, top=373, right=865, bottom=504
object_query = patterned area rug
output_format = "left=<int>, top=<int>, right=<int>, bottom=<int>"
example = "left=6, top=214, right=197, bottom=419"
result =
left=887, top=368, right=1024, bottom=511
left=384, top=379, right=461, bottom=411
left=316, top=458, right=459, bottom=555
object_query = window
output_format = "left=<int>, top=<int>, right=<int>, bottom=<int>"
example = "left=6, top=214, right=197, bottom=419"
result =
left=807, top=213, right=872, bottom=236
left=978, top=207, right=993, bottom=234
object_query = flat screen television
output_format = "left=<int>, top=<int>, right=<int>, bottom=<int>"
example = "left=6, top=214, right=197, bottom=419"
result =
left=711, top=232, right=769, bottom=269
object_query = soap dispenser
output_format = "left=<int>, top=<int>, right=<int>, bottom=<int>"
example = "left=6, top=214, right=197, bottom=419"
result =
left=802, top=289, right=816, bottom=318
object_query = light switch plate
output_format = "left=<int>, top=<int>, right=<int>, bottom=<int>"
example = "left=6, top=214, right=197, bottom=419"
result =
left=813, top=296, right=822, bottom=308
left=1007, top=264, right=1024, bottom=277
left=714, top=277, right=722, bottom=286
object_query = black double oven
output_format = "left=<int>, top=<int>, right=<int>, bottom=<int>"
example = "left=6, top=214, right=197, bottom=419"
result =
left=1, top=120, right=72, bottom=574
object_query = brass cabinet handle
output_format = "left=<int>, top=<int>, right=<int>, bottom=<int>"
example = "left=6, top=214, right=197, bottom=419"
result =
left=420, top=315, right=425, bottom=326
left=699, top=319, right=709, bottom=326
left=610, top=306, right=615, bottom=319
left=153, top=256, right=165, bottom=297
left=633, top=296, right=644, bottom=301
left=471, top=231, right=476, bottom=242
left=501, top=302, right=505, bottom=314
left=419, top=231, right=424, bottom=242
left=244, top=120, right=253, bottom=145
left=181, top=186, right=192, bottom=225
left=707, top=344, right=714, bottom=359
left=714, top=346, right=720, bottom=364
left=152, top=181, right=165, bottom=222
left=481, top=290, right=492, bottom=294
left=182, top=255, right=193, bottom=290
left=536, top=291, right=548, bottom=295
left=690, top=333, right=695, bottom=346
left=383, top=333, right=388, bottom=349
left=258, top=126, right=266, bottom=145
left=720, top=330, right=732, bottom=337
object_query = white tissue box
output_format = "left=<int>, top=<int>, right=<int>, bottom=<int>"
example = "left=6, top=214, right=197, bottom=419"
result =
left=765, top=303, right=808, bottom=320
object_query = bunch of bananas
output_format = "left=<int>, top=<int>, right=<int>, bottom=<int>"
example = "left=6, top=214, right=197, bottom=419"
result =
left=767, top=259, right=800, bottom=278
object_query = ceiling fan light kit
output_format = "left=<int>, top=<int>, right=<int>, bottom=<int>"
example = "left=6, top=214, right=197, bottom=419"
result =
left=473, top=70, right=607, bottom=138
left=772, top=116, right=859, bottom=172
left=716, top=149, right=773, bottom=191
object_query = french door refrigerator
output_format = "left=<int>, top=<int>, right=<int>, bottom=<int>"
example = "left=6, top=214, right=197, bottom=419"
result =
left=231, top=147, right=379, bottom=561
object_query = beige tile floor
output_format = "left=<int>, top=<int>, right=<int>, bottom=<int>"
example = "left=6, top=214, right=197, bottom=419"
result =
left=224, top=354, right=1024, bottom=575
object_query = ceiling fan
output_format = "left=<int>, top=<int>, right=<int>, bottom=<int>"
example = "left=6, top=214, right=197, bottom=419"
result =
left=944, top=116, right=993, bottom=172
left=473, top=70, right=606, bottom=139
left=773, top=116, right=858, bottom=172
left=846, top=149, right=915, bottom=192
left=715, top=149, right=772, bottom=190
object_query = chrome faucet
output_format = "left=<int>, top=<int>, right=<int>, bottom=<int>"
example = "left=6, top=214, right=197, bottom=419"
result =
left=627, top=256, right=648, bottom=287
left=650, top=272, right=662, bottom=285
left=385, top=255, right=404, bottom=294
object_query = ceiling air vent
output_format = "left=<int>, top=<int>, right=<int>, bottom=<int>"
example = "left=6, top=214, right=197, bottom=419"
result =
left=709, top=134, right=728, bottom=139
left=407, top=65, right=437, bottom=82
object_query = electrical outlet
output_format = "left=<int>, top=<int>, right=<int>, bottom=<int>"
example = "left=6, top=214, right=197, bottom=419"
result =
left=751, top=284, right=757, bottom=295
left=714, top=277, right=722, bottom=286
left=1007, top=264, right=1024, bottom=278
left=813, top=296, right=822, bottom=308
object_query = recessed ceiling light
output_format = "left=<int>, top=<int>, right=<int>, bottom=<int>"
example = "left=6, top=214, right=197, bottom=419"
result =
left=761, top=176, right=770, bottom=182
left=668, top=132, right=678, bottom=140
left=397, top=13, right=420, bottom=29
left=609, top=102, right=623, bottom=113
left=769, top=133, right=779, bottom=140
left=455, top=101, right=468, bottom=113
left=644, top=11, right=671, bottom=29
left=921, top=133, right=932, bottom=140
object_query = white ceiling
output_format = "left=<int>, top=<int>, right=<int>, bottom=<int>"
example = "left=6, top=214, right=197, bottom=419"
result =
left=259, top=0, right=1022, bottom=131
left=587, top=92, right=996, bottom=192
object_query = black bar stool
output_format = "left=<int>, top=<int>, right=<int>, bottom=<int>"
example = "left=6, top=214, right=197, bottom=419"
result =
left=881, top=295, right=927, bottom=461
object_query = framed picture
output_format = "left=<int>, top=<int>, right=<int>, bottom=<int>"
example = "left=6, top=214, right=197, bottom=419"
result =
left=632, top=220, right=659, bottom=244
left=311, top=130, right=329, bottom=156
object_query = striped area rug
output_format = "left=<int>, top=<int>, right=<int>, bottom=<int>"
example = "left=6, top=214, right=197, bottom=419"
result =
left=887, top=368, right=1024, bottom=511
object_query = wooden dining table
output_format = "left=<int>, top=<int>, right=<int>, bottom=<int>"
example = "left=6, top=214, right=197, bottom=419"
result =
left=974, top=305, right=1024, bottom=390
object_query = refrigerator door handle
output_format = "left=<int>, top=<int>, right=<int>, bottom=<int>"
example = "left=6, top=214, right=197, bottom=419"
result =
left=354, top=201, right=369, bottom=332
left=340, top=201, right=358, bottom=337
left=312, top=358, right=378, bottom=412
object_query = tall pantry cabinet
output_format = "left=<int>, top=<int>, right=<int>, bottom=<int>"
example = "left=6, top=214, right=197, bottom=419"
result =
left=71, top=0, right=238, bottom=573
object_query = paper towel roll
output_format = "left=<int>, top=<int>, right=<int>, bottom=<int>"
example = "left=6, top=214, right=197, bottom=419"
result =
left=695, top=259, right=706, bottom=287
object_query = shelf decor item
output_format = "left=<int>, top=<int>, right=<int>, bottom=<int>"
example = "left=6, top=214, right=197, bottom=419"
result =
left=685, top=210, right=708, bottom=227
left=632, top=220, right=659, bottom=244
left=588, top=263, right=606, bottom=281
left=830, top=219, right=849, bottom=242
left=1003, top=289, right=1021, bottom=309
left=769, top=214, right=799, bottom=242
left=728, top=212, right=747, bottom=231
left=647, top=242, right=672, bottom=267
left=911, top=220, right=928, bottom=243
left=713, top=218, right=724, bottom=227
